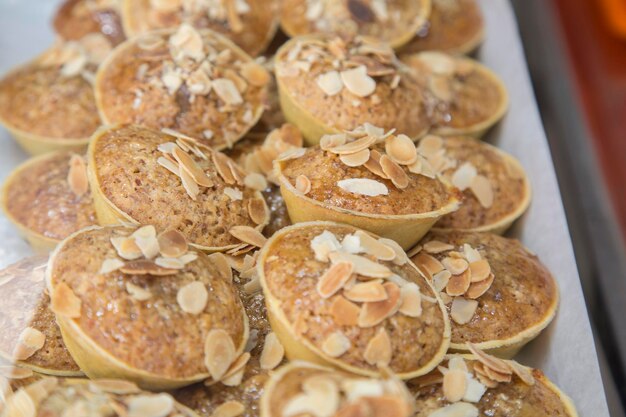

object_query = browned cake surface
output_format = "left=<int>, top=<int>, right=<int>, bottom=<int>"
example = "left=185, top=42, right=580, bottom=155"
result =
left=53, top=0, right=125, bottom=45
left=401, top=0, right=484, bottom=54
left=437, top=136, right=528, bottom=229
left=276, top=36, right=430, bottom=137
left=262, top=224, right=447, bottom=374
left=92, top=125, right=260, bottom=248
left=280, top=0, right=429, bottom=45
left=417, top=232, right=558, bottom=344
left=49, top=226, right=246, bottom=379
left=96, top=28, right=268, bottom=149
left=409, top=359, right=571, bottom=416
left=4, top=152, right=97, bottom=240
left=0, top=257, right=80, bottom=374
left=124, top=0, right=279, bottom=56
left=280, top=147, right=454, bottom=215
left=0, top=63, right=99, bottom=140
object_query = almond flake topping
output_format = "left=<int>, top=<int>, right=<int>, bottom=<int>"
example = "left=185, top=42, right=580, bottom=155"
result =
left=317, top=261, right=354, bottom=299
left=260, top=332, right=284, bottom=370
left=322, top=331, right=351, bottom=358
left=211, top=401, right=246, bottom=417
left=443, top=368, right=467, bottom=402
left=240, top=61, right=269, bottom=87
left=295, top=175, right=312, bottom=195
left=399, top=283, right=422, bottom=317
left=450, top=297, right=478, bottom=325
left=330, top=296, right=361, bottom=326
left=177, top=281, right=209, bottom=315
left=13, top=327, right=46, bottom=361
left=224, top=187, right=243, bottom=201
left=344, top=280, right=388, bottom=303
left=385, top=134, right=418, bottom=166
left=337, top=178, right=388, bottom=197
left=205, top=329, right=237, bottom=381
left=506, top=359, right=535, bottom=385
left=248, top=198, right=269, bottom=225
left=423, top=240, right=455, bottom=254
left=67, top=154, right=89, bottom=197
left=379, top=155, right=409, bottom=189
left=428, top=402, right=478, bottom=417
left=340, top=65, right=376, bottom=97
left=470, top=174, right=494, bottom=208
left=316, top=70, right=344, bottom=96
left=244, top=173, right=267, bottom=191
left=51, top=282, right=81, bottom=318
left=229, top=226, right=266, bottom=248
left=466, top=274, right=494, bottom=299
left=172, top=146, right=214, bottom=187
left=442, top=257, right=469, bottom=275
left=340, top=148, right=370, bottom=167
left=364, top=328, right=392, bottom=366
left=213, top=78, right=244, bottom=105
left=90, top=379, right=140, bottom=394
left=126, top=282, right=153, bottom=301
left=467, top=343, right=511, bottom=375
left=329, top=252, right=392, bottom=278
left=451, top=162, right=477, bottom=191
left=358, top=282, right=401, bottom=328
left=100, top=257, right=125, bottom=274
left=127, top=393, right=174, bottom=417
left=446, top=270, right=471, bottom=296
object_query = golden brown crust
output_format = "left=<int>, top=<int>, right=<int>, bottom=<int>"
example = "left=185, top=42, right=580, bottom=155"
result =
left=122, top=0, right=280, bottom=56
left=3, top=152, right=97, bottom=241
left=0, top=257, right=80, bottom=375
left=95, top=27, right=269, bottom=150
left=53, top=0, right=126, bottom=45
left=90, top=125, right=262, bottom=248
left=47, top=226, right=247, bottom=380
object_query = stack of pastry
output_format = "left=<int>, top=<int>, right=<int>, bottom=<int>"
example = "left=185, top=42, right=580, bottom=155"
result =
left=0, top=1, right=578, bottom=416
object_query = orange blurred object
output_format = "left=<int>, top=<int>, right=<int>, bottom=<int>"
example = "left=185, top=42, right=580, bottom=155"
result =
left=598, top=0, right=626, bottom=38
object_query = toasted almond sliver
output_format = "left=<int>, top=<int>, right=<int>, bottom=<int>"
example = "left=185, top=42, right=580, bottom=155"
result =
left=427, top=402, right=478, bottom=417
left=413, top=253, right=444, bottom=278
left=399, top=282, right=422, bottom=317
left=423, top=240, right=455, bottom=254
left=207, top=252, right=233, bottom=283
left=433, top=270, right=452, bottom=292
left=385, top=134, right=418, bottom=166
left=224, top=187, right=243, bottom=201
left=363, top=328, right=392, bottom=366
left=363, top=149, right=389, bottom=179
left=67, top=154, right=89, bottom=197
left=179, top=164, right=200, bottom=200
left=321, top=331, right=351, bottom=358
left=157, top=156, right=180, bottom=175
left=260, top=332, right=284, bottom=370
left=213, top=78, right=243, bottom=105
left=483, top=365, right=512, bottom=383
left=467, top=343, right=512, bottom=375
left=443, top=257, right=469, bottom=275
left=316, top=70, right=344, bottom=96
left=339, top=148, right=370, bottom=167
left=13, top=327, right=46, bottom=361
left=157, top=229, right=188, bottom=258
left=470, top=174, right=494, bottom=209
left=341, top=65, right=376, bottom=97
left=127, top=393, right=174, bottom=417
left=506, top=360, right=535, bottom=385
left=120, top=259, right=178, bottom=276
left=205, top=329, right=236, bottom=380
left=450, top=297, right=478, bottom=325
left=446, top=270, right=471, bottom=296
left=337, top=178, right=388, bottom=197
left=244, top=173, right=268, bottom=191
left=219, top=352, right=251, bottom=386
left=51, top=282, right=81, bottom=318
left=330, top=296, right=361, bottom=326
left=466, top=274, right=494, bottom=299
left=241, top=61, right=270, bottom=87
left=317, top=262, right=354, bottom=299
left=378, top=238, right=408, bottom=265
left=443, top=368, right=468, bottom=402
left=344, top=280, right=388, bottom=303
left=172, top=146, right=214, bottom=187
left=155, top=256, right=185, bottom=270
left=463, top=244, right=482, bottom=263
left=248, top=198, right=269, bottom=225
left=380, top=155, right=408, bottom=189
left=329, top=252, right=392, bottom=278
left=358, top=282, right=401, bottom=328
left=469, top=260, right=491, bottom=282
left=213, top=151, right=237, bottom=184
left=355, top=231, right=395, bottom=261
left=229, top=226, right=267, bottom=248
left=417, top=134, right=444, bottom=157
left=451, top=162, right=477, bottom=191
left=90, top=379, right=140, bottom=395
left=100, top=257, right=125, bottom=274
left=110, top=236, right=143, bottom=260
left=211, top=400, right=246, bottom=417
left=177, top=281, right=209, bottom=315
left=295, top=175, right=312, bottom=195
left=126, top=282, right=152, bottom=301
left=320, top=133, right=348, bottom=150
left=328, top=135, right=377, bottom=155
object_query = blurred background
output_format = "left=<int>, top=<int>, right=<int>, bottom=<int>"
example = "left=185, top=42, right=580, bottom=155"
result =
left=513, top=0, right=626, bottom=415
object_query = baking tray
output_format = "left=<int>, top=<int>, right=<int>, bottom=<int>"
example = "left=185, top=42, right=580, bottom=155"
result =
left=0, top=0, right=611, bottom=415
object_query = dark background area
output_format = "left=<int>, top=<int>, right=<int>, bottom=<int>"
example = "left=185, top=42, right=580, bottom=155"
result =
left=512, top=1, right=626, bottom=415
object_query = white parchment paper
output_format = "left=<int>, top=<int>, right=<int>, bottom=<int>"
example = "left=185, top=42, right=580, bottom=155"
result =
left=0, top=0, right=611, bottom=415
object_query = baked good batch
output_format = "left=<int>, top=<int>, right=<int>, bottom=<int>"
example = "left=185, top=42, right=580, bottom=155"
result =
left=280, top=0, right=431, bottom=49
left=0, top=0, right=582, bottom=415
left=2, top=152, right=97, bottom=252
left=95, top=24, right=270, bottom=150
left=121, top=0, right=280, bottom=57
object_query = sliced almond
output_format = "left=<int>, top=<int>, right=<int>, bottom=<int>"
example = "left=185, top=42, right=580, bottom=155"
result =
left=506, top=360, right=535, bottom=385
left=399, top=283, right=422, bottom=317
left=51, top=282, right=81, bottom=318
left=100, top=257, right=125, bottom=274
left=330, top=296, right=361, bottom=326
left=344, top=280, right=388, bottom=303
left=427, top=402, right=478, bottom=417
left=322, top=331, right=351, bottom=358
left=341, top=65, right=376, bottom=97
left=475, top=370, right=499, bottom=389
left=378, top=238, right=408, bottom=265
left=355, top=231, right=396, bottom=261
left=451, top=162, right=477, bottom=191
left=363, top=149, right=389, bottom=179
left=443, top=368, right=468, bottom=402
left=311, top=230, right=342, bottom=262
left=483, top=365, right=512, bottom=383
left=466, top=274, right=494, bottom=299
left=320, top=133, right=348, bottom=150
left=248, top=198, right=269, bottom=225
left=446, top=270, right=471, bottom=296
left=295, top=175, right=312, bottom=195
left=413, top=253, right=444, bottom=278
left=450, top=297, right=478, bottom=325
left=154, top=256, right=185, bottom=270
left=337, top=178, right=388, bottom=197
left=157, top=156, right=180, bottom=175
left=385, top=134, right=418, bottom=165
left=423, top=240, right=455, bottom=254
left=379, top=155, right=409, bottom=189
left=316, top=70, right=344, bottom=96
left=463, top=244, right=482, bottom=263
left=244, top=173, right=267, bottom=191
left=260, top=332, right=284, bottom=370
left=126, top=282, right=153, bottom=301
left=229, top=226, right=267, bottom=248
left=219, top=352, right=251, bottom=386
left=328, top=135, right=377, bottom=155
left=213, top=151, right=237, bottom=185
left=127, top=393, right=174, bottom=417
left=240, top=61, right=269, bottom=87
left=110, top=236, right=143, bottom=260
left=329, top=252, right=392, bottom=278
left=208, top=253, right=233, bottom=283
left=417, top=135, right=443, bottom=157
left=224, top=187, right=243, bottom=201
left=432, top=270, right=452, bottom=292
left=67, top=154, right=89, bottom=197
left=177, top=281, right=209, bottom=315
left=213, top=78, right=243, bottom=105
left=172, top=146, right=214, bottom=187
left=363, top=328, right=392, bottom=366
left=467, top=343, right=511, bottom=375
left=469, top=260, right=491, bottom=282
left=210, top=400, right=245, bottom=417
left=317, top=262, right=354, bottom=299
left=442, top=257, right=469, bottom=275
left=470, top=175, right=494, bottom=209
left=120, top=260, right=178, bottom=276
left=358, top=282, right=401, bottom=327
left=340, top=148, right=370, bottom=167
left=204, top=329, right=236, bottom=380
left=13, top=327, right=46, bottom=361
left=157, top=229, right=188, bottom=258
left=90, top=379, right=140, bottom=395
left=179, top=165, right=200, bottom=200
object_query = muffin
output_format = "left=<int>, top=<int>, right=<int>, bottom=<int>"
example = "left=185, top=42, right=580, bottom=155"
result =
left=0, top=257, right=81, bottom=377
left=275, top=124, right=460, bottom=249
left=258, top=222, right=450, bottom=379
left=46, top=225, right=249, bottom=389
left=175, top=252, right=286, bottom=417
left=275, top=35, right=431, bottom=145
left=411, top=231, right=559, bottom=358
left=121, top=0, right=280, bottom=57
left=2, top=152, right=97, bottom=252
left=403, top=52, right=508, bottom=138
left=280, top=0, right=431, bottom=49
left=409, top=352, right=577, bottom=417
left=401, top=0, right=485, bottom=55
left=88, top=124, right=269, bottom=253
left=261, top=362, right=415, bottom=417
left=95, top=24, right=270, bottom=150
left=53, top=0, right=126, bottom=46
left=426, top=135, right=531, bottom=233
left=2, top=377, right=199, bottom=417
left=0, top=37, right=109, bottom=155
